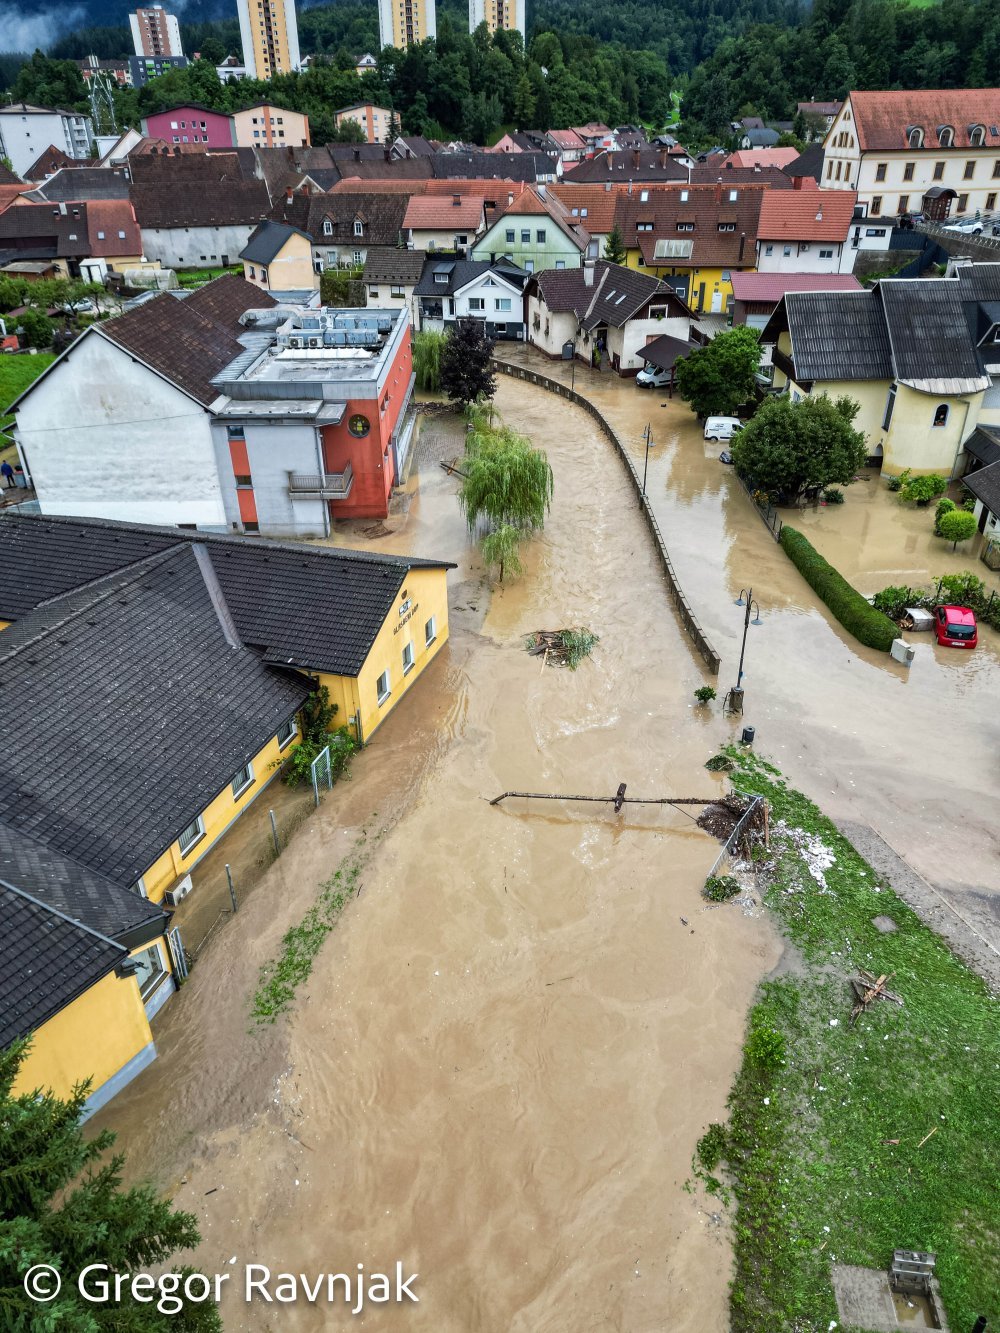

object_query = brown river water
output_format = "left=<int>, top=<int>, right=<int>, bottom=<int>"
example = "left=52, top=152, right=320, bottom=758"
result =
left=92, top=379, right=785, bottom=1330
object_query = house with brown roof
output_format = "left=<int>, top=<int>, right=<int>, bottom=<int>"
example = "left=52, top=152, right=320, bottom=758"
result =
left=240, top=219, right=317, bottom=294
left=471, top=184, right=589, bottom=272
left=755, top=180, right=858, bottom=274
left=543, top=128, right=587, bottom=165
left=524, top=260, right=693, bottom=374
left=269, top=188, right=409, bottom=269
left=563, top=147, right=690, bottom=184
left=129, top=152, right=271, bottom=269
left=403, top=193, right=486, bottom=251
left=822, top=89, right=1000, bottom=221
left=362, top=247, right=426, bottom=323
left=0, top=199, right=145, bottom=280
left=614, top=183, right=767, bottom=313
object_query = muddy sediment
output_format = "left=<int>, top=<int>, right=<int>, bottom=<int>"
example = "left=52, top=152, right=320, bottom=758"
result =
left=93, top=385, right=783, bottom=1330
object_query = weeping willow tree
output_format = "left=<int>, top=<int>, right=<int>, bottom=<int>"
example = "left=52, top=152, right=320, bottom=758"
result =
left=458, top=417, right=554, bottom=582
left=413, top=330, right=445, bottom=393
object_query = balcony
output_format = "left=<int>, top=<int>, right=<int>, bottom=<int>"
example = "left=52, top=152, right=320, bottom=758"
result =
left=288, top=463, right=353, bottom=500
left=771, top=347, right=797, bottom=383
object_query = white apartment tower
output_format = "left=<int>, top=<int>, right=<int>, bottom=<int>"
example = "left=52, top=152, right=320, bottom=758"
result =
left=468, top=0, right=525, bottom=37
left=237, top=0, right=301, bottom=79
left=130, top=6, right=184, bottom=58
left=378, top=0, right=436, bottom=51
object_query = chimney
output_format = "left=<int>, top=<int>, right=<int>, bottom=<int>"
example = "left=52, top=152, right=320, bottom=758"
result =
left=659, top=147, right=668, bottom=168
left=508, top=191, right=514, bottom=205
left=792, top=175, right=804, bottom=190
left=627, top=181, right=633, bottom=195
left=604, top=180, right=612, bottom=192
left=583, top=264, right=594, bottom=286
left=383, top=146, right=391, bottom=161
left=353, top=148, right=361, bottom=162
left=738, top=232, right=746, bottom=262
left=285, top=185, right=293, bottom=201
left=633, top=147, right=641, bottom=170
left=405, top=147, right=412, bottom=159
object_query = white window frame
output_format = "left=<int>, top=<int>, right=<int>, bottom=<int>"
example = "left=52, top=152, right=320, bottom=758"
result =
left=231, top=761, right=255, bottom=798
left=376, top=668, right=391, bottom=704
left=178, top=814, right=205, bottom=856
left=133, top=941, right=167, bottom=1000
left=277, top=719, right=298, bottom=749
left=402, top=641, right=415, bottom=674
left=353, top=219, right=364, bottom=237
left=495, top=297, right=512, bottom=311
left=425, top=615, right=437, bottom=646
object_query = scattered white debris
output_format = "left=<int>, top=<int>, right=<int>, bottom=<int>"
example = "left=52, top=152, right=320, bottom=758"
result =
left=763, top=1098, right=770, bottom=1105
left=829, top=1019, right=839, bottom=1027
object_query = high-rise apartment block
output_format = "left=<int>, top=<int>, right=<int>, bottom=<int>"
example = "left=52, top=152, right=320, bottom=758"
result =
left=377, top=0, right=436, bottom=51
left=237, top=0, right=301, bottom=80
left=468, top=0, right=525, bottom=37
left=130, top=6, right=184, bottom=58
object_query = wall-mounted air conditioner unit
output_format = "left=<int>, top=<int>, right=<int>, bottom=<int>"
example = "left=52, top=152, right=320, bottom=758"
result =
left=308, top=337, right=320, bottom=348
left=164, top=873, right=193, bottom=907
left=288, top=335, right=303, bottom=348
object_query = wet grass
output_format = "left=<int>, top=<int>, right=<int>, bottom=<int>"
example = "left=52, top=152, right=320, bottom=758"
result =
left=714, top=749, right=999, bottom=1332
left=251, top=856, right=362, bottom=1024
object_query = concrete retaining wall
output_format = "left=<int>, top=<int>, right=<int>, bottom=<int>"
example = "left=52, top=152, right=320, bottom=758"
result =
left=492, top=359, right=722, bottom=676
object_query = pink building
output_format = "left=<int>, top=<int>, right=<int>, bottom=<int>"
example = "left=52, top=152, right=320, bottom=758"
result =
left=140, top=105, right=235, bottom=148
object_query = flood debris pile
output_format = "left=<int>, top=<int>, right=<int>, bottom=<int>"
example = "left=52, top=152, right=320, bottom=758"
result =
left=524, top=627, right=599, bottom=670
left=849, top=968, right=904, bottom=1027
left=703, top=873, right=741, bottom=902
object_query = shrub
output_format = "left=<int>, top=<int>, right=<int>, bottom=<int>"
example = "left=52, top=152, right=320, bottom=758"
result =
left=933, top=497, right=956, bottom=534
left=938, top=508, right=977, bottom=548
left=885, top=471, right=904, bottom=492
left=871, top=584, right=924, bottom=620
left=696, top=1122, right=729, bottom=1172
left=16, top=308, right=54, bottom=349
left=822, top=487, right=845, bottom=504
left=779, top=525, right=899, bottom=651
left=705, top=753, right=736, bottom=772
left=937, top=570, right=985, bottom=604
left=899, top=471, right=947, bottom=506
left=704, top=873, right=741, bottom=901
left=694, top=685, right=717, bottom=703
left=746, top=1020, right=786, bottom=1072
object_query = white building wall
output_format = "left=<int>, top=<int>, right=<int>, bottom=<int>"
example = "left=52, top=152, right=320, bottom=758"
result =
left=140, top=223, right=257, bottom=268
left=526, top=294, right=576, bottom=356
left=408, top=226, right=481, bottom=251
left=615, top=312, right=690, bottom=372
left=14, top=332, right=227, bottom=527
left=454, top=273, right=522, bottom=321
left=211, top=420, right=328, bottom=536
left=365, top=283, right=416, bottom=325
left=0, top=109, right=94, bottom=178
left=755, top=241, right=846, bottom=274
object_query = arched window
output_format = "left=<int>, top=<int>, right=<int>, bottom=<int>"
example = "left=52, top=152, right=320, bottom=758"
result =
left=933, top=404, right=949, bottom=428
left=969, top=124, right=985, bottom=147
left=938, top=125, right=954, bottom=147
left=908, top=126, right=924, bottom=149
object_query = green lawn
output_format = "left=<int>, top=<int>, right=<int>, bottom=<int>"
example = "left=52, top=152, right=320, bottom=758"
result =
left=703, top=749, right=999, bottom=1332
left=176, top=265, right=243, bottom=288
left=1, top=352, right=56, bottom=456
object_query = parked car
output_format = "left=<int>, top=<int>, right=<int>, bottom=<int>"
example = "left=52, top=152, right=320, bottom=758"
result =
left=934, top=604, right=978, bottom=648
left=636, top=364, right=672, bottom=389
left=704, top=416, right=743, bottom=441
left=943, top=217, right=985, bottom=235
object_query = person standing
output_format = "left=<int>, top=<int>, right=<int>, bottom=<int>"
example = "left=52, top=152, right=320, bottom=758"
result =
left=0, top=460, right=15, bottom=489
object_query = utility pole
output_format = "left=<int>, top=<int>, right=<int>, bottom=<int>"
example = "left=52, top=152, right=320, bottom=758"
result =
left=641, top=422, right=653, bottom=496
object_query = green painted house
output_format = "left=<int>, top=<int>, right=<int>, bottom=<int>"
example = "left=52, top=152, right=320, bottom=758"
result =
left=471, top=184, right=590, bottom=273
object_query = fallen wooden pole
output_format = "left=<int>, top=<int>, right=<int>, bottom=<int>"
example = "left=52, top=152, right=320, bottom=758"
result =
left=489, top=789, right=720, bottom=808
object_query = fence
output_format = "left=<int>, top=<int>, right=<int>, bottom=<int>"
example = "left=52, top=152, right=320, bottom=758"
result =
left=705, top=793, right=765, bottom=880
left=492, top=359, right=722, bottom=675
left=735, top=471, right=783, bottom=541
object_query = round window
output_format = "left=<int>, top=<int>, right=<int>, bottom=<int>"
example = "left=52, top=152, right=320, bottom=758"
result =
left=348, top=414, right=371, bottom=438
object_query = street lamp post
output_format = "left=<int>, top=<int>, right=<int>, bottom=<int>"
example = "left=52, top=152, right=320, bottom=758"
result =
left=734, top=587, right=762, bottom=692
left=641, top=422, right=653, bottom=496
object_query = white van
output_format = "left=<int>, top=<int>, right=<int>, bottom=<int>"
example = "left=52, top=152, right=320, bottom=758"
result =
left=704, top=416, right=743, bottom=441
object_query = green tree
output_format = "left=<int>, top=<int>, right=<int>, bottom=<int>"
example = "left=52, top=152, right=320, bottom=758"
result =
left=898, top=470, right=947, bottom=506
left=675, top=326, right=762, bottom=419
left=441, top=319, right=497, bottom=407
left=730, top=394, right=868, bottom=500
left=603, top=224, right=628, bottom=265
left=413, top=330, right=445, bottom=393
left=196, top=37, right=226, bottom=64
left=15, top=309, right=54, bottom=349
left=937, top=508, right=977, bottom=548
left=0, top=1040, right=220, bottom=1330
left=481, top=523, right=523, bottom=582
left=513, top=72, right=536, bottom=129
left=459, top=423, right=553, bottom=532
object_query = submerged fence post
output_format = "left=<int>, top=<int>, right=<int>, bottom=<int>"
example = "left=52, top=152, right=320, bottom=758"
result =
left=269, top=808, right=280, bottom=857
left=225, top=863, right=238, bottom=914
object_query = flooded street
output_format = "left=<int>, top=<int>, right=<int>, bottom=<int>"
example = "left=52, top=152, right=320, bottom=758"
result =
left=93, top=380, right=783, bottom=1330
left=498, top=348, right=1000, bottom=967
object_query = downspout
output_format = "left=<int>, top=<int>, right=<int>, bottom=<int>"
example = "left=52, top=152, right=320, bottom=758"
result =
left=315, top=426, right=330, bottom=537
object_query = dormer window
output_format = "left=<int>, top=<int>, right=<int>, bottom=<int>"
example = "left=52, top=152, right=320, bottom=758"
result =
left=938, top=125, right=954, bottom=147
left=353, top=218, right=364, bottom=237
left=323, top=218, right=332, bottom=236
left=907, top=126, right=924, bottom=148
left=969, top=124, right=986, bottom=147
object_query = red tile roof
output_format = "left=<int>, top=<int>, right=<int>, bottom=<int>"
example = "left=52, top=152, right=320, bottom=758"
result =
left=615, top=184, right=766, bottom=269
left=85, top=200, right=142, bottom=256
left=727, top=148, right=800, bottom=170
left=730, top=272, right=863, bottom=304
left=849, top=89, right=1000, bottom=152
left=403, top=195, right=485, bottom=230
left=756, top=188, right=857, bottom=242
left=547, top=129, right=586, bottom=150
left=550, top=183, right=624, bottom=233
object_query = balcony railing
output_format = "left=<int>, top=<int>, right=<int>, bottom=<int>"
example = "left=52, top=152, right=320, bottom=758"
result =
left=288, top=462, right=353, bottom=500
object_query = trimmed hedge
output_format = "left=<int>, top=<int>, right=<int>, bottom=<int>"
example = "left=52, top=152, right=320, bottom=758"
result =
left=779, top=525, right=899, bottom=652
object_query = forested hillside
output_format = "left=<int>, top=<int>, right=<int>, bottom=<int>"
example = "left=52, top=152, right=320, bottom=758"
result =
left=5, top=0, right=1000, bottom=148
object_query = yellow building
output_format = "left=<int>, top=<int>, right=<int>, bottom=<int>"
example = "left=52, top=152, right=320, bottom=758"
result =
left=377, top=0, right=436, bottom=51
left=240, top=219, right=318, bottom=293
left=468, top=0, right=525, bottom=36
left=0, top=512, right=454, bottom=1110
left=236, top=0, right=300, bottom=79
left=231, top=102, right=311, bottom=149
left=761, top=271, right=1000, bottom=477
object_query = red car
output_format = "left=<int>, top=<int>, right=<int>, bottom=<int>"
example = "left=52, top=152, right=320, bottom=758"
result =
left=934, top=604, right=978, bottom=648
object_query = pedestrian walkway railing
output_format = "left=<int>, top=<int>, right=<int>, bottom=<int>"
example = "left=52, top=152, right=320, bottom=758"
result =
left=735, top=472, right=783, bottom=541
left=492, top=357, right=722, bottom=675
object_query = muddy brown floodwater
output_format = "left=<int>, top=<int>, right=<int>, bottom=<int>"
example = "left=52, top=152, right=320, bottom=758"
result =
left=93, top=380, right=784, bottom=1331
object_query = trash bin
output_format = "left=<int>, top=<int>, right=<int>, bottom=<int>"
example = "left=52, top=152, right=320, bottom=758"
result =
left=741, top=725, right=755, bottom=745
